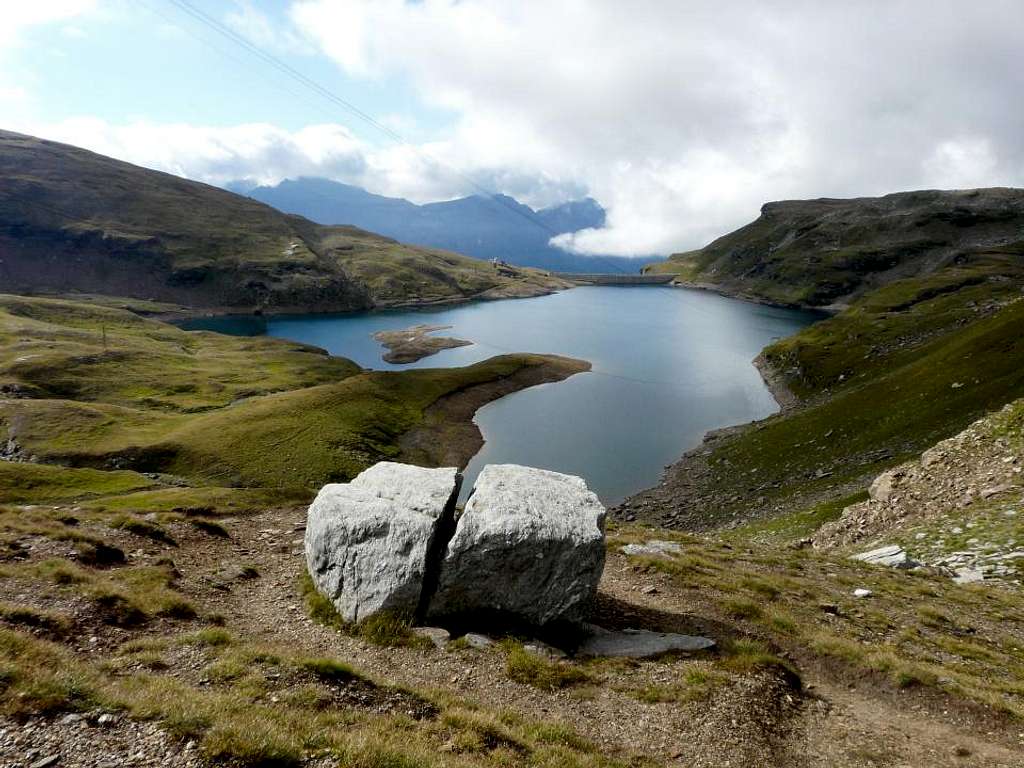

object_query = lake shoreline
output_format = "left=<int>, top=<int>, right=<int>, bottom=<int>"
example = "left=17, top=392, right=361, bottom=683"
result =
left=177, top=286, right=817, bottom=503
left=148, top=281, right=578, bottom=325
left=611, top=318, right=805, bottom=524
left=664, top=279, right=844, bottom=315
left=398, top=354, right=592, bottom=471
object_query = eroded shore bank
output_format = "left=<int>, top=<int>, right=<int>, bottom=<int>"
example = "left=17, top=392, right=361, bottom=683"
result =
left=399, top=354, right=592, bottom=469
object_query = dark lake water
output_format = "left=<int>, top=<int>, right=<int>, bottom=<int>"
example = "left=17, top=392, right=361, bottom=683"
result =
left=183, top=287, right=819, bottom=505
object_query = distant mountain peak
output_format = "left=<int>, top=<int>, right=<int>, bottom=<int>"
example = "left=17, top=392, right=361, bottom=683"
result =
left=234, top=177, right=650, bottom=273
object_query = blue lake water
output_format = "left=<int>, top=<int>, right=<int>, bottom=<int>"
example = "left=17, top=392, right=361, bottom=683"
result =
left=183, top=287, right=819, bottom=505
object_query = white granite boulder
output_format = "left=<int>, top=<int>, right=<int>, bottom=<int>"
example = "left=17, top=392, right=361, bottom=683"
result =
left=305, top=462, right=460, bottom=623
left=428, top=464, right=606, bottom=626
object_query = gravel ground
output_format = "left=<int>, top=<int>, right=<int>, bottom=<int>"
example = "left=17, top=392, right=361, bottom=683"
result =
left=0, top=712, right=201, bottom=768
left=2, top=505, right=1022, bottom=767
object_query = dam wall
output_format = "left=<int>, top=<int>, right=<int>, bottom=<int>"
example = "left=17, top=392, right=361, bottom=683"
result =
left=554, top=273, right=675, bottom=285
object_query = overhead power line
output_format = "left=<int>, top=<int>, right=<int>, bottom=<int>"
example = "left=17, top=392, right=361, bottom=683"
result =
left=161, top=0, right=630, bottom=274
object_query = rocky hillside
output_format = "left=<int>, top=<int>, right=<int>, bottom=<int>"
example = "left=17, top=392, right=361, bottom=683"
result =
left=814, top=398, right=1023, bottom=587
left=0, top=130, right=567, bottom=312
left=649, top=188, right=1024, bottom=307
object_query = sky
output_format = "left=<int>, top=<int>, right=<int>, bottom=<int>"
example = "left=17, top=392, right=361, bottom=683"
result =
left=3, top=0, right=1024, bottom=257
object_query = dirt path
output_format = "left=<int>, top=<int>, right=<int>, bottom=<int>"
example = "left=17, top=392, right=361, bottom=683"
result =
left=167, top=508, right=1024, bottom=768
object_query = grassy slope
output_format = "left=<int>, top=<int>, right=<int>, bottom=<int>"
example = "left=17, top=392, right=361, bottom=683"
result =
left=301, top=222, right=571, bottom=308
left=0, top=295, right=577, bottom=508
left=0, top=293, right=359, bottom=409
left=649, top=188, right=1024, bottom=307
left=0, top=129, right=565, bottom=311
left=612, top=525, right=1024, bottom=719
left=631, top=279, right=1024, bottom=529
left=626, top=193, right=1024, bottom=530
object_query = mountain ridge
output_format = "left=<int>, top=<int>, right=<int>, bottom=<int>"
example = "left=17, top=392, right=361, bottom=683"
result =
left=236, top=176, right=653, bottom=273
left=647, top=186, right=1024, bottom=308
left=0, top=130, right=569, bottom=313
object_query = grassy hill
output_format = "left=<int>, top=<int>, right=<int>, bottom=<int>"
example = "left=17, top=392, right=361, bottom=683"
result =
left=0, top=130, right=567, bottom=312
left=648, top=188, right=1024, bottom=307
left=0, top=295, right=586, bottom=511
left=622, top=190, right=1024, bottom=531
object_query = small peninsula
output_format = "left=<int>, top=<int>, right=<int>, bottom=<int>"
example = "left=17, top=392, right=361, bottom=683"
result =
left=373, top=323, right=473, bottom=363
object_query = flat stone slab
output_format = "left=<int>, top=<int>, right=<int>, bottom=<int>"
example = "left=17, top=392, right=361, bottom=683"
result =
left=429, top=464, right=606, bottom=626
left=413, top=627, right=451, bottom=649
left=620, top=540, right=683, bottom=558
left=852, top=544, right=919, bottom=569
left=305, top=462, right=460, bottom=623
left=576, top=626, right=715, bottom=658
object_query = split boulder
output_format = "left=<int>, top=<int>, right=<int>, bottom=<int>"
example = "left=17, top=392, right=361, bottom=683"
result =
left=428, top=464, right=606, bottom=626
left=304, top=462, right=460, bottom=623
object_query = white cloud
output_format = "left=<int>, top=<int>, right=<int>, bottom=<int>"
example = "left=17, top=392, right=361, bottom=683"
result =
left=922, top=138, right=999, bottom=191
left=285, top=0, right=1024, bottom=255
left=0, top=1, right=96, bottom=49
left=12, top=116, right=589, bottom=210
left=13, top=119, right=369, bottom=188
left=9, top=1, right=1024, bottom=257
left=224, top=1, right=308, bottom=55
left=0, top=0, right=96, bottom=120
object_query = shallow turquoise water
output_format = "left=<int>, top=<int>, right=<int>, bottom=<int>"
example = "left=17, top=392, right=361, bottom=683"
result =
left=184, top=287, right=819, bottom=504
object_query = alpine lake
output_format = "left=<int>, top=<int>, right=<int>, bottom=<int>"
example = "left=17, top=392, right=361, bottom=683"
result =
left=184, top=286, right=820, bottom=505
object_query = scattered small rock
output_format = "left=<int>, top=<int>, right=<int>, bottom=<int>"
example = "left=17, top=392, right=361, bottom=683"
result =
left=851, top=544, right=920, bottom=569
left=620, top=540, right=683, bottom=558
left=953, top=568, right=985, bottom=585
left=522, top=639, right=567, bottom=660
left=461, top=633, right=494, bottom=649
left=413, top=627, right=451, bottom=649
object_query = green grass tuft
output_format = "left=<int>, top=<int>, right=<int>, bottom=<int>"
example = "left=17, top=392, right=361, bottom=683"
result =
left=503, top=643, right=592, bottom=691
left=109, top=515, right=176, bottom=546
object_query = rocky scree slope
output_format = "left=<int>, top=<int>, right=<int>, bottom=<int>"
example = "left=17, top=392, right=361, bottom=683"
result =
left=814, top=398, right=1024, bottom=588
left=0, top=130, right=567, bottom=312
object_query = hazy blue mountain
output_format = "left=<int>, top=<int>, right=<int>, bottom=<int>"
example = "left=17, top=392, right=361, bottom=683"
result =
left=232, top=177, right=654, bottom=273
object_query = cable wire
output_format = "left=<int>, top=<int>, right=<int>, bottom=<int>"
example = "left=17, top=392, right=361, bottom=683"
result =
left=162, top=0, right=631, bottom=274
